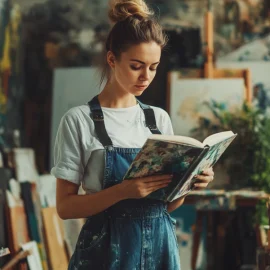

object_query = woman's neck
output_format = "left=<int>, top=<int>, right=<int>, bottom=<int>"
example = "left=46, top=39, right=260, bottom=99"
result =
left=98, top=82, right=137, bottom=108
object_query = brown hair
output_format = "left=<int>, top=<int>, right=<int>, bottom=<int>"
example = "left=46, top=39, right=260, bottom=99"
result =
left=100, top=0, right=168, bottom=85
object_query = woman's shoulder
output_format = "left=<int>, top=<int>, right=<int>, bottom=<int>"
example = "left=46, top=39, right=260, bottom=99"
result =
left=61, top=104, right=92, bottom=124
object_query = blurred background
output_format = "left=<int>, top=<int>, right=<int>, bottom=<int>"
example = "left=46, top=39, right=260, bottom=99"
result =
left=1, top=0, right=270, bottom=269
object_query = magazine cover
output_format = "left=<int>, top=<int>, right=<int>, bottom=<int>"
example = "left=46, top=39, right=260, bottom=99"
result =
left=124, top=140, right=204, bottom=201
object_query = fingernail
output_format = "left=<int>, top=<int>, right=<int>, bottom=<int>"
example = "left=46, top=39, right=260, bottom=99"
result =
left=194, top=175, right=198, bottom=178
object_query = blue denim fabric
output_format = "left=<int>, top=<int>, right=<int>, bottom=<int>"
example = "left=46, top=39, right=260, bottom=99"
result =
left=68, top=147, right=181, bottom=270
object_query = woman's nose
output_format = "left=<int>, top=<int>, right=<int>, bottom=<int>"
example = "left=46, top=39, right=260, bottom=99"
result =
left=139, top=68, right=150, bottom=81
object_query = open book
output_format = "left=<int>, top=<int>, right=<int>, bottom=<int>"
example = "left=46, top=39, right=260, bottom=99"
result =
left=123, top=131, right=237, bottom=202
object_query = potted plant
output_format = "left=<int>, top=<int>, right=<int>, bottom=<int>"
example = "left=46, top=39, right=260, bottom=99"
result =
left=192, top=100, right=270, bottom=224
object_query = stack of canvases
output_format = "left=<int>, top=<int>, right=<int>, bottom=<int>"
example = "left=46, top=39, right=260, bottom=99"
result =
left=0, top=148, right=84, bottom=270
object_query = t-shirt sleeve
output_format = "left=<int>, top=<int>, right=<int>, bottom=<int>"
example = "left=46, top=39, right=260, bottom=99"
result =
left=50, top=110, right=83, bottom=185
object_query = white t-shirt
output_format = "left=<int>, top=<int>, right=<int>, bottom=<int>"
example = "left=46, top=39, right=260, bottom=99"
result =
left=50, top=103, right=174, bottom=193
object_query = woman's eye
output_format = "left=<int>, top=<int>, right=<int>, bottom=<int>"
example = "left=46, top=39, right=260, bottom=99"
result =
left=150, top=65, right=158, bottom=71
left=130, top=66, right=141, bottom=70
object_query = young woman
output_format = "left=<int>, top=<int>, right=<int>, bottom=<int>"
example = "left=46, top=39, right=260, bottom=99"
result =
left=51, top=1, right=214, bottom=269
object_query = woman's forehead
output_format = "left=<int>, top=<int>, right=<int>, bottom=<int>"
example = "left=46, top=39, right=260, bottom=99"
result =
left=121, top=42, right=161, bottom=63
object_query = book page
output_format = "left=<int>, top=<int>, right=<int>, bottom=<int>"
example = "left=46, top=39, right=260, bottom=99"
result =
left=198, top=135, right=236, bottom=175
left=203, top=131, right=235, bottom=147
left=169, top=134, right=237, bottom=201
left=149, top=134, right=203, bottom=148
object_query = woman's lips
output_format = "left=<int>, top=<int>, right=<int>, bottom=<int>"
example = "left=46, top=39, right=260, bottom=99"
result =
left=135, top=85, right=148, bottom=90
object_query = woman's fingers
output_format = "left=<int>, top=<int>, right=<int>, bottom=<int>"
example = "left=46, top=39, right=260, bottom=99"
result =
left=146, top=179, right=171, bottom=188
left=194, top=167, right=215, bottom=189
left=195, top=167, right=214, bottom=183
left=194, top=182, right=208, bottom=189
left=148, top=182, right=170, bottom=192
left=202, top=167, right=214, bottom=176
left=143, top=174, right=173, bottom=182
left=195, top=175, right=213, bottom=182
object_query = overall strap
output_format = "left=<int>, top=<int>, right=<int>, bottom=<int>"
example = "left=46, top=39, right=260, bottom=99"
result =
left=88, top=96, right=113, bottom=147
left=137, top=99, right=161, bottom=134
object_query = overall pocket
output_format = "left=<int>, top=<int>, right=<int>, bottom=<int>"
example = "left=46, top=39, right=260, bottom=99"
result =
left=81, top=223, right=107, bottom=250
left=74, top=220, right=110, bottom=269
left=77, top=215, right=108, bottom=251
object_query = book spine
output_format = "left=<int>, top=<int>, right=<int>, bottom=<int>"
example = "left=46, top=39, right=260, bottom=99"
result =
left=166, top=147, right=209, bottom=202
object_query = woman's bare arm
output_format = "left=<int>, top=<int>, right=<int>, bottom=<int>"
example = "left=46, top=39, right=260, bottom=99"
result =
left=167, top=196, right=186, bottom=213
left=56, top=179, right=127, bottom=219
left=56, top=175, right=172, bottom=220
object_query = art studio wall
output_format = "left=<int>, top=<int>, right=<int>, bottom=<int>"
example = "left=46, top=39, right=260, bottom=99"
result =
left=1, top=1, right=269, bottom=269
left=1, top=0, right=270, bottom=172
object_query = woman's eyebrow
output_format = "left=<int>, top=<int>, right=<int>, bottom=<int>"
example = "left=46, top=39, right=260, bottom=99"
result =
left=130, top=59, right=160, bottom=65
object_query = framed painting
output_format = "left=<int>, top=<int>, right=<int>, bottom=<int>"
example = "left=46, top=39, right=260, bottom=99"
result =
left=167, top=72, right=246, bottom=136
left=216, top=61, right=270, bottom=114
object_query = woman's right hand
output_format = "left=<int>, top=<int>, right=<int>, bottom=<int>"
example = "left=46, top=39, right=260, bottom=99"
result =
left=119, top=174, right=172, bottom=199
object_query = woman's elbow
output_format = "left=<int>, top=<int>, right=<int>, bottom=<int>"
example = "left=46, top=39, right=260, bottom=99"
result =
left=56, top=178, right=79, bottom=220
left=56, top=201, right=69, bottom=220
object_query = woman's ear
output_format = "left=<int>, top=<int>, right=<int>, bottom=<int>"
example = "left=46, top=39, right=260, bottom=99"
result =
left=107, top=51, right=116, bottom=68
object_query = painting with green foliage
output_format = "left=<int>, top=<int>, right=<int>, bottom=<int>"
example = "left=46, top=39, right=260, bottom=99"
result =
left=124, top=139, right=203, bottom=201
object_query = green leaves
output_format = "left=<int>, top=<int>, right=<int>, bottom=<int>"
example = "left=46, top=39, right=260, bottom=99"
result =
left=192, top=100, right=270, bottom=224
left=192, top=100, right=270, bottom=189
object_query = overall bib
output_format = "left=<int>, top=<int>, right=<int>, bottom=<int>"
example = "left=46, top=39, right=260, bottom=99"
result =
left=68, top=96, right=181, bottom=270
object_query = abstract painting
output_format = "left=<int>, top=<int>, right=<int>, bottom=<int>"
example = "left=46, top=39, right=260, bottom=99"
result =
left=168, top=72, right=245, bottom=136
left=157, top=0, right=270, bottom=60
left=216, top=61, right=270, bottom=113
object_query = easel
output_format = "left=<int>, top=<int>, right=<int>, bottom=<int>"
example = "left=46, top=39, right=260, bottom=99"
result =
left=0, top=248, right=30, bottom=270
left=169, top=0, right=252, bottom=105
left=188, top=192, right=269, bottom=270
left=255, top=199, right=270, bottom=270
left=169, top=1, right=253, bottom=269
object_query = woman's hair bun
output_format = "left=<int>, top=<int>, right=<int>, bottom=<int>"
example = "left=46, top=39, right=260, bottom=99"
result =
left=108, top=0, right=153, bottom=24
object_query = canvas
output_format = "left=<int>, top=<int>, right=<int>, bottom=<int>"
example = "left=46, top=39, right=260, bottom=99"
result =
left=41, top=207, right=68, bottom=270
left=13, top=148, right=39, bottom=183
left=21, top=241, right=43, bottom=270
left=6, top=190, right=30, bottom=252
left=168, top=73, right=245, bottom=136
left=159, top=0, right=270, bottom=59
left=217, top=34, right=270, bottom=61
left=51, top=67, right=104, bottom=167
left=216, top=61, right=270, bottom=114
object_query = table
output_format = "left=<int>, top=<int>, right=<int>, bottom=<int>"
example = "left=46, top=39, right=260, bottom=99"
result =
left=184, top=190, right=269, bottom=270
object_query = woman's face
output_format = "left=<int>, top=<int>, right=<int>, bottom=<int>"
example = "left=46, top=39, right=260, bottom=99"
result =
left=108, top=42, right=161, bottom=96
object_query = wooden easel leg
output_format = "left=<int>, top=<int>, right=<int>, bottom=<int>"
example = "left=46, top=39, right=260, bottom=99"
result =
left=191, top=211, right=204, bottom=270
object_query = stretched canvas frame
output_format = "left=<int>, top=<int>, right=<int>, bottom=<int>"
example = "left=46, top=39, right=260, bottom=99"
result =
left=167, top=72, right=247, bottom=136
left=216, top=61, right=270, bottom=114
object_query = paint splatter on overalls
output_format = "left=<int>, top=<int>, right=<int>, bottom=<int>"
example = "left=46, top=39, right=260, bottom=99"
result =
left=68, top=96, right=181, bottom=270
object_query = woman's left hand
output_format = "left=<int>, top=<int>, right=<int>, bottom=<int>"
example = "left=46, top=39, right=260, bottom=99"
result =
left=193, top=167, right=214, bottom=189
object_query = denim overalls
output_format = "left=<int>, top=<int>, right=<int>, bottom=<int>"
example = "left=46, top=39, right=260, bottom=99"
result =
left=68, top=96, right=181, bottom=270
